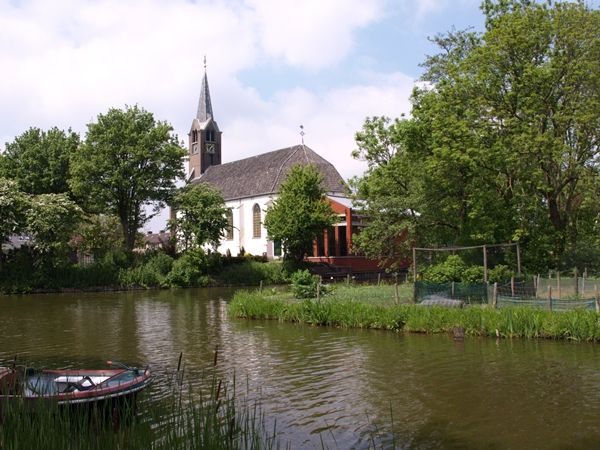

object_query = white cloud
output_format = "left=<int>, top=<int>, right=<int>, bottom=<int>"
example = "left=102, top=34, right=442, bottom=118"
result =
left=0, top=0, right=417, bottom=232
left=246, top=0, right=384, bottom=69
left=221, top=71, right=415, bottom=181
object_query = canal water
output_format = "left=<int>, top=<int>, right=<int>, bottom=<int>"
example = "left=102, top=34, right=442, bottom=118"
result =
left=1, top=288, right=599, bottom=449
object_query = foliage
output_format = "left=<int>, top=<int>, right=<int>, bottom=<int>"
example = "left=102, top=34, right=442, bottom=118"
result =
left=70, top=105, right=185, bottom=251
left=166, top=249, right=211, bottom=288
left=290, top=269, right=321, bottom=299
left=170, top=184, right=228, bottom=251
left=421, top=255, right=514, bottom=283
left=1, top=127, right=79, bottom=195
left=74, top=214, right=123, bottom=260
left=264, top=164, right=334, bottom=261
left=0, top=177, right=28, bottom=244
left=25, top=193, right=83, bottom=262
left=488, top=264, right=513, bottom=283
left=118, top=252, right=174, bottom=288
left=352, top=1, right=600, bottom=272
left=422, top=255, right=468, bottom=283
left=216, top=260, right=287, bottom=286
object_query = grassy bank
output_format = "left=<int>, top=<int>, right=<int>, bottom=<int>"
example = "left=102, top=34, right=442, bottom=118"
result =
left=228, top=287, right=600, bottom=342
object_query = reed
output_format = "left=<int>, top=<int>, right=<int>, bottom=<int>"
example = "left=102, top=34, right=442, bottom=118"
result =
left=0, top=365, right=279, bottom=450
left=228, top=291, right=600, bottom=342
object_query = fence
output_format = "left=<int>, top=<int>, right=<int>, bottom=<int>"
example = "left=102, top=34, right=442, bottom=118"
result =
left=494, top=278, right=600, bottom=311
left=414, top=281, right=488, bottom=305
left=413, top=278, right=600, bottom=311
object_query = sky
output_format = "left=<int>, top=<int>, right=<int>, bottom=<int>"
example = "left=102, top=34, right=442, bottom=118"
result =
left=1, top=0, right=597, bottom=231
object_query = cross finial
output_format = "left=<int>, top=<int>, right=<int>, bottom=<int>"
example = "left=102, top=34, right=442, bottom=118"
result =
left=299, top=125, right=305, bottom=145
left=204, top=55, right=207, bottom=70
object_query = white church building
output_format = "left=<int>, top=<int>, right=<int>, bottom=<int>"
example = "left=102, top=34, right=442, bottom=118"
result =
left=186, top=68, right=379, bottom=271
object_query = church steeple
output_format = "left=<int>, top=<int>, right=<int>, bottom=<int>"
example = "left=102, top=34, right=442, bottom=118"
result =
left=188, top=57, right=222, bottom=180
left=196, top=57, right=213, bottom=122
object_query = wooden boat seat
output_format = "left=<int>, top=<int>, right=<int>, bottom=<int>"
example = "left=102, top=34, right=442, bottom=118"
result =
left=55, top=375, right=110, bottom=393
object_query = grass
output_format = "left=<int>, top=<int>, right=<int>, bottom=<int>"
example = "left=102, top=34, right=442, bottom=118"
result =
left=227, top=286, right=600, bottom=342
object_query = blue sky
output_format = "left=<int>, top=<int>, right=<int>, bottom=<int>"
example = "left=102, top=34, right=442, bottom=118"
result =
left=239, top=2, right=486, bottom=95
left=0, top=0, right=597, bottom=231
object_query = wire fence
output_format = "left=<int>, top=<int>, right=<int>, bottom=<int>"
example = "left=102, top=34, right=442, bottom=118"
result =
left=495, top=278, right=599, bottom=311
left=413, top=278, right=600, bottom=311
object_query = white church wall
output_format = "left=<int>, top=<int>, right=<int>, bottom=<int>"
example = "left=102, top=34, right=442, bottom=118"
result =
left=216, top=195, right=276, bottom=258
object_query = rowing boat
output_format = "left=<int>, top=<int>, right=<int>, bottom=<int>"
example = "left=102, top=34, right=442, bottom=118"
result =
left=0, top=361, right=151, bottom=405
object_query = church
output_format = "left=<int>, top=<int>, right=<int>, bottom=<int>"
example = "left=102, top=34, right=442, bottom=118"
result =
left=186, top=68, right=380, bottom=272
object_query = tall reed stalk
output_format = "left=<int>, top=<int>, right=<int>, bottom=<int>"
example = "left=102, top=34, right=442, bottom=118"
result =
left=0, top=357, right=280, bottom=450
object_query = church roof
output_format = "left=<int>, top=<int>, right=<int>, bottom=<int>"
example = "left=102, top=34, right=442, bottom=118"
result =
left=192, top=145, right=347, bottom=201
left=196, top=71, right=213, bottom=122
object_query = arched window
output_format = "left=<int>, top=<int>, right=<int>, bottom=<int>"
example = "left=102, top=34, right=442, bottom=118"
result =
left=226, top=209, right=234, bottom=240
left=252, top=204, right=261, bottom=238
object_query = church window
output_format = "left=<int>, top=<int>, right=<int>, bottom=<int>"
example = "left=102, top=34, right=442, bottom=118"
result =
left=274, top=240, right=282, bottom=257
left=192, top=130, right=198, bottom=143
left=226, top=209, right=234, bottom=240
left=252, top=204, right=261, bottom=238
left=206, top=129, right=215, bottom=142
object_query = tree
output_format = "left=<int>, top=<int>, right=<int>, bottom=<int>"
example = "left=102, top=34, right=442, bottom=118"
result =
left=352, top=0, right=600, bottom=270
left=1, top=127, right=80, bottom=195
left=169, top=183, right=228, bottom=252
left=0, top=178, right=28, bottom=245
left=264, top=164, right=334, bottom=261
left=70, top=105, right=186, bottom=252
left=25, top=193, right=83, bottom=263
left=74, top=214, right=123, bottom=261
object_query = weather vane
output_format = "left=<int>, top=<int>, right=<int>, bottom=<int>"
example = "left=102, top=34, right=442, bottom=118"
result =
left=204, top=55, right=207, bottom=70
left=299, top=125, right=305, bottom=145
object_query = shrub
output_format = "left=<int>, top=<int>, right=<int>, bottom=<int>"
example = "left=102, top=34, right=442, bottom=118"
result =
left=422, top=255, right=468, bottom=283
left=217, top=260, right=287, bottom=286
left=144, top=252, right=174, bottom=277
left=488, top=264, right=513, bottom=283
left=290, top=269, right=331, bottom=298
left=166, top=249, right=211, bottom=288
left=462, top=266, right=485, bottom=283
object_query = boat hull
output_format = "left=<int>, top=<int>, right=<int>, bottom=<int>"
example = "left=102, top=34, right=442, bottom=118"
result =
left=0, top=366, right=151, bottom=406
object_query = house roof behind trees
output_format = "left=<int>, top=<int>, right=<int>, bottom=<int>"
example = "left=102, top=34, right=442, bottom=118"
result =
left=192, top=145, right=346, bottom=201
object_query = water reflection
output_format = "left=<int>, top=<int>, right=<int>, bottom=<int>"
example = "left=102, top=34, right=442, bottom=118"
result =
left=1, top=289, right=599, bottom=449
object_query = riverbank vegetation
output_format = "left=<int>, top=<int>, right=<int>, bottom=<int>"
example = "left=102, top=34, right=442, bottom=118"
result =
left=0, top=251, right=293, bottom=294
left=0, top=364, right=279, bottom=450
left=228, top=287, right=600, bottom=342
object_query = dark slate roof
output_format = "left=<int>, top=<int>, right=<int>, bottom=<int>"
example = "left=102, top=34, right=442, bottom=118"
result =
left=196, top=71, right=213, bottom=122
left=192, top=145, right=346, bottom=201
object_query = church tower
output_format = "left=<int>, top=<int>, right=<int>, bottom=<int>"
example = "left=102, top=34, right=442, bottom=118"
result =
left=188, top=60, right=222, bottom=179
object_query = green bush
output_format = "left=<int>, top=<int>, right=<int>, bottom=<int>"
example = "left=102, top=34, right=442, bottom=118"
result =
left=422, top=256, right=514, bottom=284
left=422, top=255, right=468, bottom=283
left=166, top=249, right=211, bottom=288
left=217, top=260, right=287, bottom=286
left=290, top=269, right=332, bottom=299
left=488, top=264, right=513, bottom=283
left=461, top=266, right=485, bottom=283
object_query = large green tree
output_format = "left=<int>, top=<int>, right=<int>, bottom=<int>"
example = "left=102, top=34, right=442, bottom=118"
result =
left=26, top=194, right=83, bottom=263
left=353, top=0, right=600, bottom=270
left=0, top=178, right=28, bottom=246
left=70, top=105, right=186, bottom=252
left=169, top=183, right=228, bottom=252
left=264, top=164, right=334, bottom=261
left=1, top=127, right=80, bottom=195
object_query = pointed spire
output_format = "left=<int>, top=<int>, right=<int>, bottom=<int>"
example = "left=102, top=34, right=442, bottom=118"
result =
left=196, top=56, right=213, bottom=122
